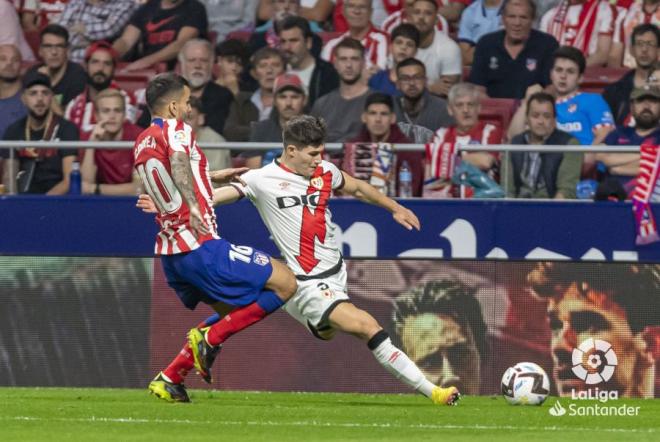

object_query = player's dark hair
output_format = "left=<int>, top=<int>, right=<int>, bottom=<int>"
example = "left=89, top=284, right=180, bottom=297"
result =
left=552, top=46, right=586, bottom=75
left=215, top=39, right=249, bottom=67
left=145, top=73, right=190, bottom=113
left=526, top=92, right=557, bottom=117
left=364, top=92, right=394, bottom=112
left=277, top=15, right=313, bottom=40
left=396, top=57, right=426, bottom=75
left=631, top=23, right=660, bottom=47
left=282, top=115, right=327, bottom=148
left=40, top=24, right=69, bottom=44
left=391, top=23, right=420, bottom=48
left=392, top=279, right=488, bottom=359
left=333, top=37, right=365, bottom=58
left=502, top=0, right=536, bottom=20
left=251, top=46, right=285, bottom=68
left=528, top=262, right=660, bottom=334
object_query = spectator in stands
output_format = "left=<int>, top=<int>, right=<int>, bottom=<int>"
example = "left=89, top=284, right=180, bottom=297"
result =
left=439, top=0, right=471, bottom=27
left=410, top=0, right=461, bottom=97
left=1, top=0, right=35, bottom=61
left=14, top=0, right=68, bottom=30
left=0, top=45, right=27, bottom=140
left=599, top=86, right=660, bottom=193
left=508, top=46, right=614, bottom=147
left=180, top=39, right=233, bottom=136
left=64, top=41, right=137, bottom=134
left=258, top=0, right=334, bottom=26
left=427, top=82, right=503, bottom=189
left=457, top=0, right=504, bottom=66
left=214, top=39, right=250, bottom=97
left=369, top=24, right=419, bottom=97
left=503, top=91, right=582, bottom=199
left=278, top=15, right=339, bottom=108
left=394, top=58, right=452, bottom=132
left=311, top=38, right=372, bottom=142
left=540, top=0, right=614, bottom=67
left=224, top=47, right=285, bottom=141
left=80, top=88, right=142, bottom=195
left=186, top=96, right=231, bottom=172
left=321, top=0, right=390, bottom=71
left=392, top=279, right=487, bottom=396
left=202, top=0, right=258, bottom=43
left=469, top=0, right=558, bottom=99
left=56, top=0, right=137, bottom=63
left=604, top=24, right=660, bottom=126
left=1, top=72, right=78, bottom=194
left=349, top=92, right=424, bottom=196
left=609, top=1, right=660, bottom=68
left=381, top=0, right=449, bottom=36
left=26, top=24, right=86, bottom=108
left=249, top=0, right=324, bottom=58
left=247, top=72, right=306, bottom=167
left=112, top=0, right=208, bottom=71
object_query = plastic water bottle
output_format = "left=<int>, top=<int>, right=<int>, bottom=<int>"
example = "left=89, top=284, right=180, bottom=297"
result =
left=398, top=160, right=412, bottom=198
left=69, top=161, right=81, bottom=195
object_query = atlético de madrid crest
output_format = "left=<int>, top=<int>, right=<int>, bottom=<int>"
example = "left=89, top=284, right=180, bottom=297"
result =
left=526, top=58, right=537, bottom=71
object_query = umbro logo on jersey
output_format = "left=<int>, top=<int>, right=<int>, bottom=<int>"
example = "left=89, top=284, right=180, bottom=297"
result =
left=146, top=17, right=176, bottom=33
left=276, top=194, right=321, bottom=209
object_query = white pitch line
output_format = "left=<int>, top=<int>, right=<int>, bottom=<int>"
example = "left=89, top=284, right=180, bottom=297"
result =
left=1, top=416, right=656, bottom=434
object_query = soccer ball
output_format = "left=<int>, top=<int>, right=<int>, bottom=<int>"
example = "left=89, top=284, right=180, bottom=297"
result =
left=501, top=362, right=550, bottom=405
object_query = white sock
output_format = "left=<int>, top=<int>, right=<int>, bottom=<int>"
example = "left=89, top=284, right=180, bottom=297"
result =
left=369, top=333, right=436, bottom=398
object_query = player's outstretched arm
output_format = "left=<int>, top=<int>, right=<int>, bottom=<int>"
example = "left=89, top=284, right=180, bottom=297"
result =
left=209, top=167, right=250, bottom=186
left=171, top=151, right=209, bottom=237
left=211, top=186, right=242, bottom=206
left=340, top=171, right=421, bottom=231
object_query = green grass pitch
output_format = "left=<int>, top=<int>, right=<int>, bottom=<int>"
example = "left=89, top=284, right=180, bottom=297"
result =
left=0, top=388, right=657, bottom=441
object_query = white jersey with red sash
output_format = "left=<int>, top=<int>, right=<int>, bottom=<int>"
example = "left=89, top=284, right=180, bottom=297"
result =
left=321, top=26, right=390, bottom=70
left=232, top=160, right=345, bottom=277
left=133, top=118, right=218, bottom=255
left=540, top=0, right=616, bottom=56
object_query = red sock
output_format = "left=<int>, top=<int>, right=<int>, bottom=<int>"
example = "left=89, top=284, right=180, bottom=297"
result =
left=205, top=302, right=268, bottom=346
left=163, top=342, right=194, bottom=384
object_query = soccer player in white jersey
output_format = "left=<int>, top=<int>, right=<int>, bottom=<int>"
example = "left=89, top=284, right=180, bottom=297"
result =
left=139, top=114, right=461, bottom=406
left=133, top=73, right=298, bottom=403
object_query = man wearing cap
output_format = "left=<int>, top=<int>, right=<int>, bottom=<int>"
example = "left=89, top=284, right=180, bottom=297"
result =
left=1, top=72, right=79, bottom=194
left=246, top=72, right=307, bottom=168
left=64, top=41, right=137, bottom=134
left=599, top=85, right=660, bottom=193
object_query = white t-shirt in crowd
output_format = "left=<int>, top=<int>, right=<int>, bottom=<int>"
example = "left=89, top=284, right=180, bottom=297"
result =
left=415, top=28, right=462, bottom=83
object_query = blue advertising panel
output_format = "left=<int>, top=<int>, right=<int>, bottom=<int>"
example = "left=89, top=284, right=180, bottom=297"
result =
left=1, top=196, right=659, bottom=261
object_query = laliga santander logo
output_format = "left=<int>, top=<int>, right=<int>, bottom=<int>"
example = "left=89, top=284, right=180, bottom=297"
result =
left=571, top=338, right=618, bottom=385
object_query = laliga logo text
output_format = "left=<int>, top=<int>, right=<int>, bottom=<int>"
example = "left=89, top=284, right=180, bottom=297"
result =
left=548, top=339, right=640, bottom=417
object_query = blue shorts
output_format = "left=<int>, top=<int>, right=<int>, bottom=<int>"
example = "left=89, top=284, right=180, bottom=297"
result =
left=161, top=238, right=273, bottom=310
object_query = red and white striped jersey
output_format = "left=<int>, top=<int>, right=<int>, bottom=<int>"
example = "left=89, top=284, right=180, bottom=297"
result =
left=427, top=121, right=502, bottom=178
left=133, top=118, right=218, bottom=255
left=321, top=26, right=390, bottom=70
left=233, top=160, right=345, bottom=276
left=381, top=9, right=449, bottom=36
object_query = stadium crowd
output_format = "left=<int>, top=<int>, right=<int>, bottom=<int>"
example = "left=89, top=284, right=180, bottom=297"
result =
left=1, top=0, right=660, bottom=200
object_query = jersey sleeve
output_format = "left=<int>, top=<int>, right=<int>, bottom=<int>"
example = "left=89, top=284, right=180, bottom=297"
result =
left=587, top=95, right=615, bottom=128
left=232, top=169, right=258, bottom=202
left=166, top=120, right=193, bottom=155
left=324, top=160, right=345, bottom=189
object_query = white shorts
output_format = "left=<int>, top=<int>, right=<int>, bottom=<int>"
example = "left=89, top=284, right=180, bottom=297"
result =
left=282, top=262, right=350, bottom=338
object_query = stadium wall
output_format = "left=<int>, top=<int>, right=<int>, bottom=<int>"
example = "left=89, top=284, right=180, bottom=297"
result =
left=0, top=198, right=658, bottom=397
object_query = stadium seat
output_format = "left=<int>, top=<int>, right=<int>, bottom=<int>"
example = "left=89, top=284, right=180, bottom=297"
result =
left=24, top=30, right=41, bottom=56
left=319, top=32, right=342, bottom=44
left=116, top=62, right=167, bottom=74
left=479, top=98, right=518, bottom=133
left=114, top=73, right=150, bottom=94
left=226, top=30, right=252, bottom=42
left=581, top=66, right=628, bottom=93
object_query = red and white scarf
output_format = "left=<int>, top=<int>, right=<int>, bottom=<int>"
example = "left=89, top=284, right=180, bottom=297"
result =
left=342, top=142, right=396, bottom=195
left=632, top=141, right=660, bottom=245
left=423, top=128, right=459, bottom=198
left=549, top=0, right=601, bottom=54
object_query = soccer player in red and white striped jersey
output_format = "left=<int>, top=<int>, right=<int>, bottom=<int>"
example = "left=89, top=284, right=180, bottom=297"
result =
left=134, top=73, right=297, bottom=402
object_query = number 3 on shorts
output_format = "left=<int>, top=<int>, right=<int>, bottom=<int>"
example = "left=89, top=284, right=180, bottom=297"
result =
left=229, top=244, right=254, bottom=263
